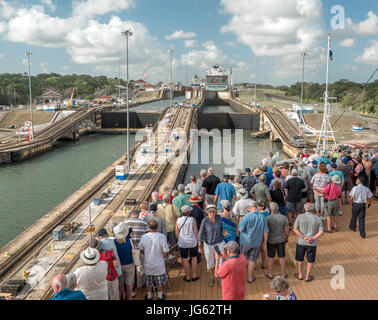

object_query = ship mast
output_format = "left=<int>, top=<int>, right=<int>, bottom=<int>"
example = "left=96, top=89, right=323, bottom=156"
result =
left=317, top=33, right=337, bottom=152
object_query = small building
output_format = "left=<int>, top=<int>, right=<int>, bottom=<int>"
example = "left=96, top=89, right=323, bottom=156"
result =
left=38, top=91, right=63, bottom=104
left=143, top=84, right=157, bottom=92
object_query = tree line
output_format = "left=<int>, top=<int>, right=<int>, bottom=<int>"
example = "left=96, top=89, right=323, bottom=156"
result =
left=238, top=79, right=378, bottom=114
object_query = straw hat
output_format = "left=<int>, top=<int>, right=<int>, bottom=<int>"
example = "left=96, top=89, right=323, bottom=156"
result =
left=189, top=194, right=200, bottom=203
left=330, top=175, right=341, bottom=184
left=113, top=223, right=128, bottom=239
left=80, top=247, right=100, bottom=265
left=253, top=168, right=262, bottom=176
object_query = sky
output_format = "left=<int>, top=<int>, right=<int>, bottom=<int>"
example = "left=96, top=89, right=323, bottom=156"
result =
left=0, top=0, right=377, bottom=86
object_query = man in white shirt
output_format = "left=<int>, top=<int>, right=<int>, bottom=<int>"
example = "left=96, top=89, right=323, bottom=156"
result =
left=74, top=247, right=108, bottom=300
left=233, top=188, right=254, bottom=221
left=349, top=176, right=373, bottom=239
left=139, top=220, right=170, bottom=300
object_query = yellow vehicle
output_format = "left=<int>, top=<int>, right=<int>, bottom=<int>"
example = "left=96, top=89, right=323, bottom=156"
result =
left=67, top=88, right=80, bottom=108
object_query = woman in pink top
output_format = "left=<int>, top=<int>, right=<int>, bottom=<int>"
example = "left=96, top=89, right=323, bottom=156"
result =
left=215, top=241, right=247, bottom=300
left=318, top=175, right=341, bottom=232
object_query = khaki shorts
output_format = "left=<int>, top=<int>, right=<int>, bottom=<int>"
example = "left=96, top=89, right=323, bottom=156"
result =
left=324, top=199, right=338, bottom=217
left=121, top=264, right=135, bottom=286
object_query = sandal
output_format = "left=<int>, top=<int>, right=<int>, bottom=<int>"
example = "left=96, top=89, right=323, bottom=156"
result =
left=305, top=275, right=314, bottom=282
left=325, top=229, right=332, bottom=233
left=247, top=275, right=256, bottom=283
left=264, top=273, right=273, bottom=280
left=208, top=279, right=214, bottom=287
left=332, top=226, right=338, bottom=232
left=183, top=277, right=191, bottom=282
left=192, top=276, right=200, bottom=282
left=294, top=273, right=303, bottom=280
left=261, top=264, right=266, bottom=269
left=282, top=274, right=288, bottom=279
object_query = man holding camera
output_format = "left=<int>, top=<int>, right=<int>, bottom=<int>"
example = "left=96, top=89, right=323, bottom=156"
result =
left=214, top=241, right=247, bottom=300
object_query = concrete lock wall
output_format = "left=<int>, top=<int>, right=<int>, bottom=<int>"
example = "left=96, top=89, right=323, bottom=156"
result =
left=198, top=113, right=260, bottom=131
left=101, top=111, right=161, bottom=129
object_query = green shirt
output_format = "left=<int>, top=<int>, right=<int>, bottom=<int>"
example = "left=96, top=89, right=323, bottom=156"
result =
left=294, top=212, right=323, bottom=247
left=172, top=193, right=191, bottom=214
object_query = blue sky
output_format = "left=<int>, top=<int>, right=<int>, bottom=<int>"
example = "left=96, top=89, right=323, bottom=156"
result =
left=0, top=0, right=377, bottom=86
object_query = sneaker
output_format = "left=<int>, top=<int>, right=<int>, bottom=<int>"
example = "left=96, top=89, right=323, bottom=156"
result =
left=157, top=294, right=166, bottom=300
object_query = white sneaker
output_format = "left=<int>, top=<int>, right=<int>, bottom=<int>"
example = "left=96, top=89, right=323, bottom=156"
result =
left=338, top=211, right=343, bottom=216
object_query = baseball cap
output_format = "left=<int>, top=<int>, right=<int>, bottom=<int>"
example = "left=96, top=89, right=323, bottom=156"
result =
left=257, top=200, right=266, bottom=207
left=331, top=163, right=337, bottom=169
left=331, top=157, right=337, bottom=163
left=312, top=160, right=318, bottom=165
left=245, top=168, right=251, bottom=173
left=342, top=157, right=348, bottom=163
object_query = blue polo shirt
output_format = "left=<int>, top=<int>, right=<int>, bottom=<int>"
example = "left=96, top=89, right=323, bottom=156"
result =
left=239, top=212, right=269, bottom=249
left=215, top=182, right=236, bottom=210
left=51, top=288, right=87, bottom=300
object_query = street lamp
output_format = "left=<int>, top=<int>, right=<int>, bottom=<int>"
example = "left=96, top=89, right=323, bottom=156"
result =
left=122, top=29, right=133, bottom=175
left=169, top=49, right=174, bottom=107
left=26, top=51, right=34, bottom=142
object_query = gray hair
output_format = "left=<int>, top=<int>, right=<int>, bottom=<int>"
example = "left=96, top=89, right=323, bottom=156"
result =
left=224, top=241, right=239, bottom=254
left=271, top=276, right=290, bottom=291
left=200, top=169, right=207, bottom=178
left=269, top=202, right=279, bottom=214
left=171, top=190, right=179, bottom=197
left=259, top=174, right=266, bottom=182
left=52, top=274, right=68, bottom=292
left=163, top=193, right=171, bottom=203
left=249, top=200, right=258, bottom=208
left=304, top=202, right=314, bottom=212
left=177, top=184, right=185, bottom=192
left=66, top=273, right=77, bottom=289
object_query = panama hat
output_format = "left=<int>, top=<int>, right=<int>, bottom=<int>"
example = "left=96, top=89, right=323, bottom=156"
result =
left=189, top=194, right=200, bottom=203
left=206, top=204, right=218, bottom=211
left=113, top=223, right=128, bottom=240
left=181, top=205, right=193, bottom=214
left=238, top=188, right=248, bottom=199
left=253, top=168, right=262, bottom=176
left=80, top=247, right=100, bottom=265
left=184, top=186, right=192, bottom=194
left=330, top=175, right=341, bottom=184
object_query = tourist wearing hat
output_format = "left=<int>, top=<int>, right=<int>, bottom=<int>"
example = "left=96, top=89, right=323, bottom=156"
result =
left=198, top=204, right=224, bottom=287
left=88, top=238, right=120, bottom=300
left=113, top=224, right=135, bottom=300
left=175, top=205, right=199, bottom=282
left=329, top=164, right=345, bottom=216
left=74, top=247, right=108, bottom=300
left=317, top=175, right=342, bottom=232
left=172, top=184, right=192, bottom=214
left=214, top=174, right=237, bottom=211
left=158, top=193, right=180, bottom=247
left=214, top=241, right=247, bottom=300
left=242, top=168, right=256, bottom=198
left=220, top=200, right=236, bottom=244
left=233, top=188, right=254, bottom=222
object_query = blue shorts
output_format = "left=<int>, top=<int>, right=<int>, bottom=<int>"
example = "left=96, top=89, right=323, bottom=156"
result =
left=279, top=205, right=287, bottom=216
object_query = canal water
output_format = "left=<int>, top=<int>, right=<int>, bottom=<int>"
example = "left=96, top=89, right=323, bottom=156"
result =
left=0, top=99, right=285, bottom=249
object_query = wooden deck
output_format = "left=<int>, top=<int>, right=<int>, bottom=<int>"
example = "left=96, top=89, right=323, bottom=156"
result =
left=134, top=201, right=378, bottom=300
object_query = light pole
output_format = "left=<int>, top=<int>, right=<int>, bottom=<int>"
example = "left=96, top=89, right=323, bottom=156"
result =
left=254, top=60, right=257, bottom=106
left=26, top=51, right=34, bottom=142
left=118, top=58, right=121, bottom=103
left=169, top=49, right=173, bottom=106
left=122, top=29, right=133, bottom=174
left=299, top=52, right=307, bottom=136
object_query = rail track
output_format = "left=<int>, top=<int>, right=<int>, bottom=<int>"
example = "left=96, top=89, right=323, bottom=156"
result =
left=0, top=101, right=196, bottom=299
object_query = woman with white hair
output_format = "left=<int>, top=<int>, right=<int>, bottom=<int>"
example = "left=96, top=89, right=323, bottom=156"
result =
left=263, top=276, right=297, bottom=300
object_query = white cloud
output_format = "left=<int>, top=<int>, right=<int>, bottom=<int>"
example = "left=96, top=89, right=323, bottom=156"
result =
left=61, top=66, right=71, bottom=70
left=356, top=41, right=378, bottom=65
left=224, top=41, right=235, bottom=47
left=180, top=41, right=228, bottom=70
left=0, top=0, right=16, bottom=19
left=72, top=0, right=134, bottom=18
left=165, top=30, right=196, bottom=40
left=184, top=40, right=198, bottom=48
left=40, top=0, right=56, bottom=11
left=220, top=0, right=325, bottom=80
left=346, top=11, right=378, bottom=36
left=339, top=38, right=355, bottom=47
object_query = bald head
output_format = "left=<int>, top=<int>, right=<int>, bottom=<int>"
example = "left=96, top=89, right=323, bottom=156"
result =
left=51, top=274, right=68, bottom=294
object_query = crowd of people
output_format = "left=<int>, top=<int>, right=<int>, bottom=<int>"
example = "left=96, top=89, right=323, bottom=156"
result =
left=50, top=147, right=377, bottom=301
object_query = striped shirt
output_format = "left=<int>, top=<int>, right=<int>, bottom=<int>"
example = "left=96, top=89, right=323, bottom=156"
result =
left=119, top=218, right=149, bottom=249
left=311, top=173, right=329, bottom=196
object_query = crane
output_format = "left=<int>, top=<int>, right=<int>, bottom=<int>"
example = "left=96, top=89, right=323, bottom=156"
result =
left=67, top=88, right=79, bottom=108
